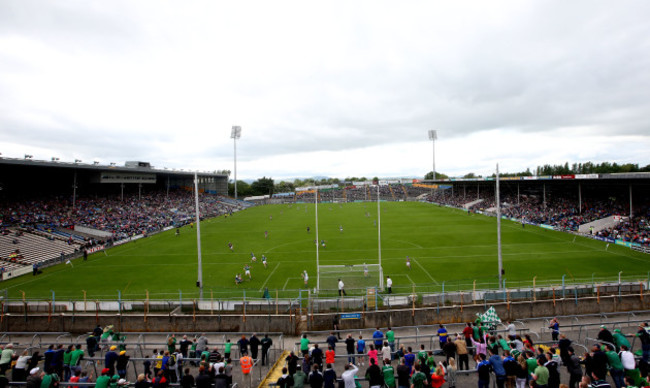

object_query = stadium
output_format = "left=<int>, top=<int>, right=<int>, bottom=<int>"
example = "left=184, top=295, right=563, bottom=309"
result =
left=3, top=2, right=650, bottom=387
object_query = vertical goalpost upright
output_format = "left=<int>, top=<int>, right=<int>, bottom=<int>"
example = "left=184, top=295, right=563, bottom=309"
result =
left=315, top=184, right=384, bottom=293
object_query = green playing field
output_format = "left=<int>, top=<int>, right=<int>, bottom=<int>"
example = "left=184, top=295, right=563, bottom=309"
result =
left=3, top=202, right=648, bottom=300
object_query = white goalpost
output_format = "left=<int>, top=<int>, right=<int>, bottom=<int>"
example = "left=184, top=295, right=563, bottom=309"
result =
left=318, top=263, right=384, bottom=292
left=315, top=185, right=385, bottom=293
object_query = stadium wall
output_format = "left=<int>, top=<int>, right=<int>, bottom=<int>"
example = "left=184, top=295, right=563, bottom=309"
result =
left=2, top=293, right=648, bottom=334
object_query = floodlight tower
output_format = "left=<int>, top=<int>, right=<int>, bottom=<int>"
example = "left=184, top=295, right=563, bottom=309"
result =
left=428, top=130, right=437, bottom=180
left=231, top=126, right=242, bottom=199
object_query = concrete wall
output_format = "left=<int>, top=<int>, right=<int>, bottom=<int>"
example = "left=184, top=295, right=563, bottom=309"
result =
left=2, top=293, right=647, bottom=335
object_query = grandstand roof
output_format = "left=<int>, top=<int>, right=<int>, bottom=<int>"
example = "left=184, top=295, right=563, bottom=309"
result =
left=0, top=157, right=228, bottom=177
left=425, top=171, right=650, bottom=184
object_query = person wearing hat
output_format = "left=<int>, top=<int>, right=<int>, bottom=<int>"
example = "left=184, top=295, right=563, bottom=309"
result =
left=105, top=346, right=118, bottom=376
left=26, top=368, right=42, bottom=388
left=612, top=329, right=630, bottom=352
left=116, top=350, right=130, bottom=379
left=637, top=323, right=650, bottom=363
left=95, top=368, right=112, bottom=388
left=597, top=325, right=614, bottom=346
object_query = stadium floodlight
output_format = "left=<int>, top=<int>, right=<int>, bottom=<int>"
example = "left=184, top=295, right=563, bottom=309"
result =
left=74, top=159, right=82, bottom=163
left=51, top=157, right=60, bottom=161
left=231, top=126, right=242, bottom=199
left=110, top=162, right=116, bottom=166
left=24, top=154, right=33, bottom=159
left=194, top=172, right=204, bottom=299
left=93, top=161, right=99, bottom=165
left=496, top=163, right=503, bottom=289
left=427, top=130, right=437, bottom=180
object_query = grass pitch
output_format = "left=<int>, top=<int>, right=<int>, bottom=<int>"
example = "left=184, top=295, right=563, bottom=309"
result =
left=3, top=202, right=649, bottom=300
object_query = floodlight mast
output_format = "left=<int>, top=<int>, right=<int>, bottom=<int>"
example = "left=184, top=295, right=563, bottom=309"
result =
left=231, top=126, right=242, bottom=199
left=428, top=130, right=437, bottom=181
left=194, top=172, right=203, bottom=299
left=496, top=164, right=503, bottom=290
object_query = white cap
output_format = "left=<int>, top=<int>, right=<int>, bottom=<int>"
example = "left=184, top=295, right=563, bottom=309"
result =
left=30, top=368, right=40, bottom=375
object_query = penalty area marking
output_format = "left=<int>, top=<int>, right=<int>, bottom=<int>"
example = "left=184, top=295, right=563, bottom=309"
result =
left=412, top=258, right=439, bottom=285
left=282, top=277, right=301, bottom=290
left=259, top=263, right=280, bottom=291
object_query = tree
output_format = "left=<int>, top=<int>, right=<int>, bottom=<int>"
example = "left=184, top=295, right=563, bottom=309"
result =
left=250, top=177, right=275, bottom=196
left=274, top=181, right=295, bottom=193
left=424, top=171, right=449, bottom=180
left=228, top=180, right=251, bottom=197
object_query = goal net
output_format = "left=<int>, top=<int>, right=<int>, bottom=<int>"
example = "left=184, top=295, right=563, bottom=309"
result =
left=318, top=263, right=383, bottom=293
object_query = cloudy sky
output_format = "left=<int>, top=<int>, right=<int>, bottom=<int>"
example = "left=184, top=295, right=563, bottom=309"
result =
left=1, top=1, right=649, bottom=181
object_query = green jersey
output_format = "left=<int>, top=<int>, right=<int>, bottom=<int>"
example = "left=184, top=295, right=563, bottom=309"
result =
left=498, top=338, right=511, bottom=351
left=606, top=350, right=623, bottom=370
left=94, top=376, right=111, bottom=388
left=410, top=372, right=427, bottom=388
left=526, top=358, right=537, bottom=374
left=40, top=373, right=59, bottom=388
left=386, top=330, right=395, bottom=343
left=70, top=349, right=84, bottom=366
left=533, top=366, right=549, bottom=385
left=293, top=370, right=306, bottom=388
left=167, top=337, right=177, bottom=353
left=613, top=333, right=631, bottom=348
left=417, top=351, right=427, bottom=365
left=225, top=342, right=232, bottom=353
left=382, top=365, right=395, bottom=388
left=63, top=351, right=72, bottom=366
left=473, top=326, right=480, bottom=341
left=300, top=338, right=310, bottom=351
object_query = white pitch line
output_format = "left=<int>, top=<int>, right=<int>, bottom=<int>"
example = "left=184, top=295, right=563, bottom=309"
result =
left=412, top=258, right=439, bottom=285
left=259, top=263, right=280, bottom=291
left=406, top=274, right=415, bottom=285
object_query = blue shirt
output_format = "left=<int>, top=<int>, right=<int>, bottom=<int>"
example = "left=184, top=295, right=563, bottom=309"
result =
left=404, top=353, right=415, bottom=369
left=373, top=330, right=384, bottom=347
left=437, top=328, right=448, bottom=343
left=357, top=339, right=365, bottom=353
left=489, top=355, right=506, bottom=377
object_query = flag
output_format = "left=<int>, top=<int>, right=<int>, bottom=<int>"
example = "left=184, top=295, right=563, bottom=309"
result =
left=480, top=306, right=501, bottom=330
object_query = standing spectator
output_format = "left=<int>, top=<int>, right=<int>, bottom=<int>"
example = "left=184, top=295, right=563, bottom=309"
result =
left=373, top=328, right=384, bottom=349
left=604, top=344, right=624, bottom=388
left=345, top=335, right=356, bottom=364
left=488, top=347, right=506, bottom=388
left=531, top=356, right=549, bottom=388
left=437, top=324, right=449, bottom=349
left=381, top=359, right=395, bottom=388
left=86, top=335, right=98, bottom=358
left=286, top=351, right=299, bottom=376
left=180, top=368, right=194, bottom=388
left=237, top=335, right=249, bottom=357
left=194, top=366, right=211, bottom=388
left=566, top=347, right=583, bottom=388
left=224, top=339, right=231, bottom=360
left=357, top=336, right=366, bottom=366
left=326, top=332, right=339, bottom=351
left=276, top=367, right=294, bottom=388
left=454, top=335, right=469, bottom=371
left=338, top=279, right=347, bottom=296
left=308, top=364, right=324, bottom=388
left=597, top=326, right=615, bottom=346
left=341, top=363, right=359, bottom=388
left=116, top=351, right=129, bottom=379
left=548, top=318, right=560, bottom=341
left=558, top=334, right=572, bottom=365
left=249, top=334, right=260, bottom=361
left=381, top=342, right=392, bottom=363
left=325, top=346, right=336, bottom=366
left=612, top=329, right=630, bottom=352
left=300, top=334, right=310, bottom=356
left=196, top=334, right=208, bottom=355
left=323, top=364, right=337, bottom=388
left=105, top=346, right=118, bottom=376
left=403, top=347, right=415, bottom=372
left=430, top=364, right=445, bottom=388
left=333, top=316, right=342, bottom=340
left=637, top=323, right=650, bottom=363
left=367, top=345, right=378, bottom=366
left=619, top=345, right=635, bottom=374
left=261, top=334, right=273, bottom=366
left=502, top=351, right=518, bottom=388
left=179, top=336, right=192, bottom=358
left=396, top=359, right=410, bottom=388
left=386, top=276, right=393, bottom=294
left=167, top=335, right=177, bottom=355
left=476, top=354, right=491, bottom=388
left=293, top=366, right=307, bottom=388
left=443, top=339, right=456, bottom=363
left=515, top=355, right=528, bottom=388
left=409, top=363, right=427, bottom=388
left=312, top=344, right=324, bottom=370
left=506, top=321, right=517, bottom=338
left=544, top=352, right=560, bottom=388
left=26, top=368, right=42, bottom=388
left=70, top=345, right=84, bottom=375
left=239, top=351, right=253, bottom=388
left=63, top=345, right=73, bottom=381
left=386, top=327, right=395, bottom=354
left=365, top=358, right=383, bottom=388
